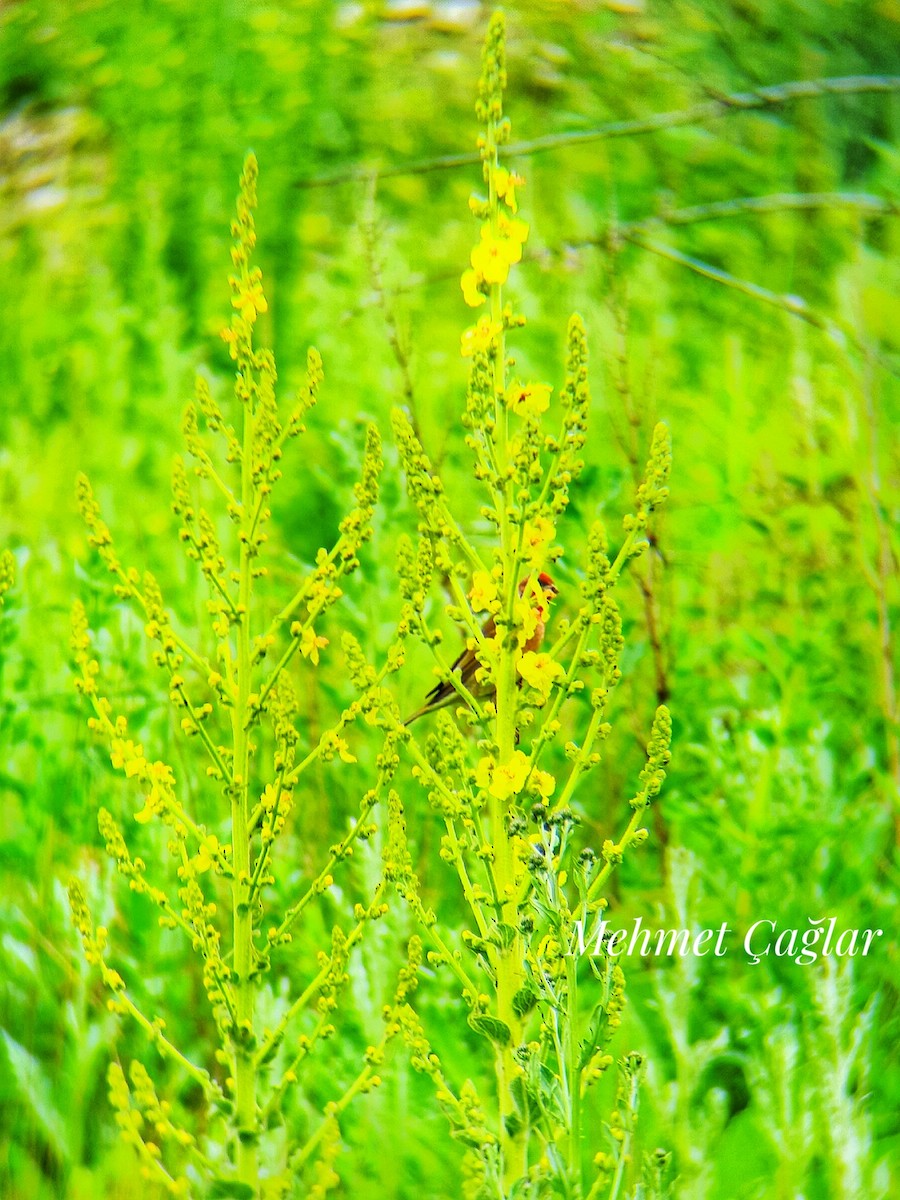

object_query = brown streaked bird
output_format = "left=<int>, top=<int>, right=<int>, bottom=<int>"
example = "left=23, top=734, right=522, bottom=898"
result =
left=404, top=572, right=558, bottom=726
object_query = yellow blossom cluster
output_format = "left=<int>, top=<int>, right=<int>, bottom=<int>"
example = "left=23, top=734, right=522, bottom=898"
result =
left=522, top=516, right=556, bottom=567
left=513, top=585, right=550, bottom=648
left=517, top=650, right=565, bottom=703
left=103, top=734, right=178, bottom=825
left=475, top=750, right=555, bottom=802
left=469, top=570, right=499, bottom=613
left=232, top=271, right=267, bottom=323
left=460, top=188, right=528, bottom=309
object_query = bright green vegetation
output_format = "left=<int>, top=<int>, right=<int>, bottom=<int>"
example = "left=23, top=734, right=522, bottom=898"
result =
left=1, top=2, right=898, bottom=1198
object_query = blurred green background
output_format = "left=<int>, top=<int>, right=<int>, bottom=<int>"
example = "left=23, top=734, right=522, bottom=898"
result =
left=1, top=1, right=898, bottom=1196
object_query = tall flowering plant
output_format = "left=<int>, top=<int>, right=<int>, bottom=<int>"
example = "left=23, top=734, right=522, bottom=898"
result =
left=68, top=156, right=411, bottom=1198
left=389, top=13, right=672, bottom=1198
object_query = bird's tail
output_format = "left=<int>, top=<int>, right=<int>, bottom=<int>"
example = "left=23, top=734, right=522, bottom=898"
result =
left=402, top=687, right=463, bottom=727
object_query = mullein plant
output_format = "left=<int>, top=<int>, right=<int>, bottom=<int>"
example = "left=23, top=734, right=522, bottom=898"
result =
left=68, top=157, right=413, bottom=1198
left=387, top=14, right=672, bottom=1199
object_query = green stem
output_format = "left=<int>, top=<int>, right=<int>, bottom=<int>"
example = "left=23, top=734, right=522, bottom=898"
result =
left=443, top=815, right=493, bottom=942
left=586, top=801, right=650, bottom=905
left=247, top=766, right=287, bottom=903
left=565, top=953, right=581, bottom=1184
left=101, top=967, right=221, bottom=1100
left=408, top=893, right=482, bottom=1001
left=172, top=682, right=234, bottom=786
left=553, top=703, right=606, bottom=814
left=607, top=1071, right=639, bottom=1200
left=256, top=895, right=380, bottom=1069
left=271, top=786, right=380, bottom=942
left=485, top=111, right=528, bottom=1194
left=231, top=368, right=258, bottom=1193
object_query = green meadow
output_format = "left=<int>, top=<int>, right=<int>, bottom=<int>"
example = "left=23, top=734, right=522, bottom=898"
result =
left=1, top=3, right=898, bottom=1197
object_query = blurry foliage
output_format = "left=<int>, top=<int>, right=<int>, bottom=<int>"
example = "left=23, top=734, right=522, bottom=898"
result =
left=0, top=0, right=898, bottom=1196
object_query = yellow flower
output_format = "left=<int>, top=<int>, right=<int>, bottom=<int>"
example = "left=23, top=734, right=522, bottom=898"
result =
left=147, top=760, right=174, bottom=798
left=513, top=575, right=554, bottom=648
left=110, top=737, right=148, bottom=778
left=505, top=380, right=552, bottom=417
left=461, top=268, right=487, bottom=308
left=194, top=835, right=220, bottom=874
left=513, top=589, right=548, bottom=648
left=474, top=756, right=494, bottom=791
left=495, top=167, right=525, bottom=213
left=134, top=760, right=176, bottom=824
left=460, top=316, right=501, bottom=357
left=473, top=632, right=500, bottom=685
left=299, top=626, right=328, bottom=665
left=232, top=277, right=268, bottom=323
left=470, top=570, right=499, bottom=613
left=533, top=769, right=556, bottom=799
left=336, top=737, right=356, bottom=764
left=491, top=750, right=531, bottom=800
left=220, top=325, right=239, bottom=360
left=523, top=516, right=555, bottom=565
left=475, top=750, right=531, bottom=801
left=470, top=229, right=522, bottom=285
left=323, top=733, right=357, bottom=764
left=496, top=211, right=529, bottom=247
left=518, top=651, right=564, bottom=702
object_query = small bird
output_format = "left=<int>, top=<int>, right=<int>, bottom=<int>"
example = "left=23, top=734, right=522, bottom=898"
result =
left=404, top=572, right=558, bottom=726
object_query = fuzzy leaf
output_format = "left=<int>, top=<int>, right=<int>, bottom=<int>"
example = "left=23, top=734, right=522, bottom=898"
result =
left=468, top=1014, right=512, bottom=1046
left=206, top=1180, right=256, bottom=1199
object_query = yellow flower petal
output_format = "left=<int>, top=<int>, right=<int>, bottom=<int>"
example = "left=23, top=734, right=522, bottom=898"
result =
left=232, top=279, right=268, bottom=323
left=523, top=516, right=555, bottom=565
left=489, top=750, right=531, bottom=801
left=497, top=212, right=529, bottom=246
left=495, top=167, right=525, bottom=213
left=505, top=381, right=552, bottom=417
left=470, top=570, right=499, bottom=613
left=337, top=737, right=357, bottom=764
left=518, top=651, right=564, bottom=701
left=533, top=769, right=556, bottom=799
left=471, top=236, right=511, bottom=286
left=475, top=756, right=495, bottom=791
left=195, top=835, right=220, bottom=873
left=461, top=268, right=487, bottom=307
left=460, top=316, right=501, bottom=357
left=300, top=626, right=328, bottom=665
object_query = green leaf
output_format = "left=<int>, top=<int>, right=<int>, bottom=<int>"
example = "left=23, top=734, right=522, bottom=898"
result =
left=511, top=1065, right=566, bottom=1129
left=512, top=983, right=538, bottom=1018
left=495, top=921, right=518, bottom=950
left=206, top=1180, right=257, bottom=1199
left=578, top=1002, right=610, bottom=1069
left=468, top=1014, right=512, bottom=1046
